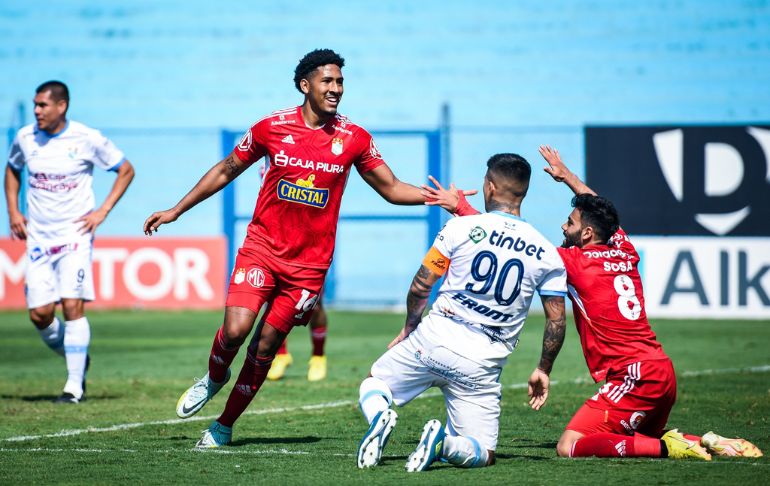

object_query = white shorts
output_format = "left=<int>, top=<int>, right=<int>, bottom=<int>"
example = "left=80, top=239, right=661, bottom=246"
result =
left=26, top=241, right=95, bottom=309
left=370, top=315, right=507, bottom=451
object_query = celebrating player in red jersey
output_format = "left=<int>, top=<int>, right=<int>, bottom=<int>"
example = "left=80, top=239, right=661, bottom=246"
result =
left=424, top=146, right=763, bottom=460
left=143, top=49, right=472, bottom=448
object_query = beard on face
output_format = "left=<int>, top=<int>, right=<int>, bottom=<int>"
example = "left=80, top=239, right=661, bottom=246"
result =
left=561, top=230, right=582, bottom=248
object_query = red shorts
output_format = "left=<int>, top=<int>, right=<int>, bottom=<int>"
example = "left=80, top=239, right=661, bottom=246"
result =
left=225, top=246, right=326, bottom=333
left=565, top=357, right=677, bottom=438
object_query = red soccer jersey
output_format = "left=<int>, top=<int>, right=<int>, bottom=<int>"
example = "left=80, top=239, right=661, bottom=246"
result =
left=557, top=229, right=667, bottom=382
left=233, top=106, right=385, bottom=268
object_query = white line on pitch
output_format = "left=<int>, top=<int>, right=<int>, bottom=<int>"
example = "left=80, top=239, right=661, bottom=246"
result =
left=2, top=364, right=768, bottom=444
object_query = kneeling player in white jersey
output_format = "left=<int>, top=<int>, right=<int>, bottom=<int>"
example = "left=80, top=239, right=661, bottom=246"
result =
left=356, top=153, right=568, bottom=471
left=4, top=81, right=135, bottom=403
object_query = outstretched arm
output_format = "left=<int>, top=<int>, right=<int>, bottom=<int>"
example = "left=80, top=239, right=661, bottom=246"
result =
left=387, top=264, right=441, bottom=349
left=422, top=175, right=481, bottom=216
left=77, top=160, right=135, bottom=235
left=528, top=294, right=567, bottom=410
left=360, top=163, right=426, bottom=205
left=143, top=152, right=249, bottom=235
left=539, top=145, right=596, bottom=196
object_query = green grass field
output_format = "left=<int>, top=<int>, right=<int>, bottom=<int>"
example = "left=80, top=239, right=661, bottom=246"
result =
left=1, top=309, right=768, bottom=485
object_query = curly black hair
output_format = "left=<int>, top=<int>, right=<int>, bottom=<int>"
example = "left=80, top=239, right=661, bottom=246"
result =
left=571, top=193, right=620, bottom=243
left=293, top=49, right=345, bottom=93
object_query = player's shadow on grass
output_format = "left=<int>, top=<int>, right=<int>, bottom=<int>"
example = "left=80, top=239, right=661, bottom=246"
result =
left=230, top=436, right=323, bottom=447
left=0, top=394, right=120, bottom=402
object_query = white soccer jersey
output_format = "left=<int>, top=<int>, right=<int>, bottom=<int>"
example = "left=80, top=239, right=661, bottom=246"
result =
left=7, top=121, right=125, bottom=245
left=428, top=211, right=567, bottom=350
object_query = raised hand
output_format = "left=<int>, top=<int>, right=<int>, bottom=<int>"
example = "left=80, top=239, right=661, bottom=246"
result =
left=421, top=175, right=477, bottom=213
left=540, top=145, right=571, bottom=182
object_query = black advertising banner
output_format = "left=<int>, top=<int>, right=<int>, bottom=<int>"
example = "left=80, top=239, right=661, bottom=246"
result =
left=585, top=126, right=770, bottom=236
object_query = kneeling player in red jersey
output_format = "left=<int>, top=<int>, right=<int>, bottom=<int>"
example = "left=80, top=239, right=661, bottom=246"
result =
left=424, top=146, right=763, bottom=460
left=143, top=48, right=473, bottom=448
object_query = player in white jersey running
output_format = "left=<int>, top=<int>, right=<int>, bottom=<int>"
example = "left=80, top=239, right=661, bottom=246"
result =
left=4, top=81, right=135, bottom=403
left=356, top=153, right=568, bottom=472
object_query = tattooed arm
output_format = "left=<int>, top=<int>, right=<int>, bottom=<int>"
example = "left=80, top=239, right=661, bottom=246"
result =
left=144, top=152, right=249, bottom=234
left=387, top=264, right=442, bottom=349
left=528, top=294, right=567, bottom=410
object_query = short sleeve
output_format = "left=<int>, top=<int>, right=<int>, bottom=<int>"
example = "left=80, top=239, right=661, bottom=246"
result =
left=90, top=130, right=125, bottom=170
left=432, top=219, right=456, bottom=259
left=537, top=260, right=568, bottom=297
left=354, top=131, right=385, bottom=174
left=233, top=121, right=268, bottom=165
left=7, top=133, right=25, bottom=171
left=609, top=227, right=638, bottom=258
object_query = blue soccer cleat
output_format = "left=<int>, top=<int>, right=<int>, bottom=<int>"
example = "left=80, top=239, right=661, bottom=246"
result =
left=406, top=419, right=446, bottom=472
left=357, top=408, right=398, bottom=468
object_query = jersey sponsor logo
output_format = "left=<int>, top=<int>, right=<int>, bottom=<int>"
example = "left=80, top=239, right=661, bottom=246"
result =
left=30, top=172, right=78, bottom=192
left=332, top=124, right=353, bottom=135
left=237, top=130, right=252, bottom=151
left=247, top=267, right=265, bottom=288
left=449, top=292, right=515, bottom=322
left=277, top=176, right=329, bottom=209
left=233, top=267, right=246, bottom=284
left=281, top=134, right=295, bottom=144
left=489, top=230, right=546, bottom=260
left=369, top=139, right=382, bottom=159
left=583, top=248, right=631, bottom=260
left=273, top=150, right=344, bottom=174
left=67, top=146, right=79, bottom=159
left=331, top=137, right=343, bottom=155
left=271, top=119, right=296, bottom=126
left=469, top=226, right=487, bottom=243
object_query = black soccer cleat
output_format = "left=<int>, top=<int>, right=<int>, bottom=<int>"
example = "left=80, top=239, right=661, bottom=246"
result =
left=55, top=392, right=81, bottom=404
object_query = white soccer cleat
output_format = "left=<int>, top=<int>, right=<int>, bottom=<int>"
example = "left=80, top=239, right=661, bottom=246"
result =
left=405, top=419, right=446, bottom=472
left=357, top=409, right=398, bottom=468
left=176, top=369, right=231, bottom=419
left=196, top=421, right=232, bottom=448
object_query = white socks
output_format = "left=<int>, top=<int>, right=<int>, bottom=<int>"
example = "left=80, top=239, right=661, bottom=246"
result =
left=359, top=376, right=392, bottom=423
left=442, top=435, right=490, bottom=468
left=37, top=317, right=65, bottom=357
left=62, top=317, right=90, bottom=398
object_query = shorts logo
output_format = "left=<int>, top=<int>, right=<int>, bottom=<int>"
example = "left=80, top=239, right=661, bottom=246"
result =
left=277, top=175, right=329, bottom=209
left=247, top=268, right=265, bottom=288
left=469, top=226, right=487, bottom=243
left=233, top=267, right=246, bottom=285
left=331, top=138, right=343, bottom=156
left=29, top=246, right=44, bottom=262
left=629, top=411, right=646, bottom=430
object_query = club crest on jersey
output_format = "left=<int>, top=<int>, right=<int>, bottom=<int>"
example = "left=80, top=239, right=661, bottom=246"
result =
left=233, top=267, right=246, bottom=285
left=247, top=268, right=265, bottom=288
left=469, top=226, right=487, bottom=243
left=67, top=146, right=79, bottom=159
left=277, top=174, right=329, bottom=209
left=331, top=138, right=343, bottom=156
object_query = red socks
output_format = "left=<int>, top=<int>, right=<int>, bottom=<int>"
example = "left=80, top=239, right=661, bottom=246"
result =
left=217, top=345, right=273, bottom=427
left=209, top=326, right=241, bottom=383
left=276, top=340, right=288, bottom=356
left=311, top=325, right=327, bottom=356
left=571, top=433, right=663, bottom=458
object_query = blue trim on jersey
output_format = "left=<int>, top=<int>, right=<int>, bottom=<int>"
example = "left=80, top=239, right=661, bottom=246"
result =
left=538, top=290, right=568, bottom=297
left=468, top=436, right=482, bottom=467
left=38, top=120, right=70, bottom=138
left=109, top=157, right=127, bottom=172
left=490, top=210, right=525, bottom=222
